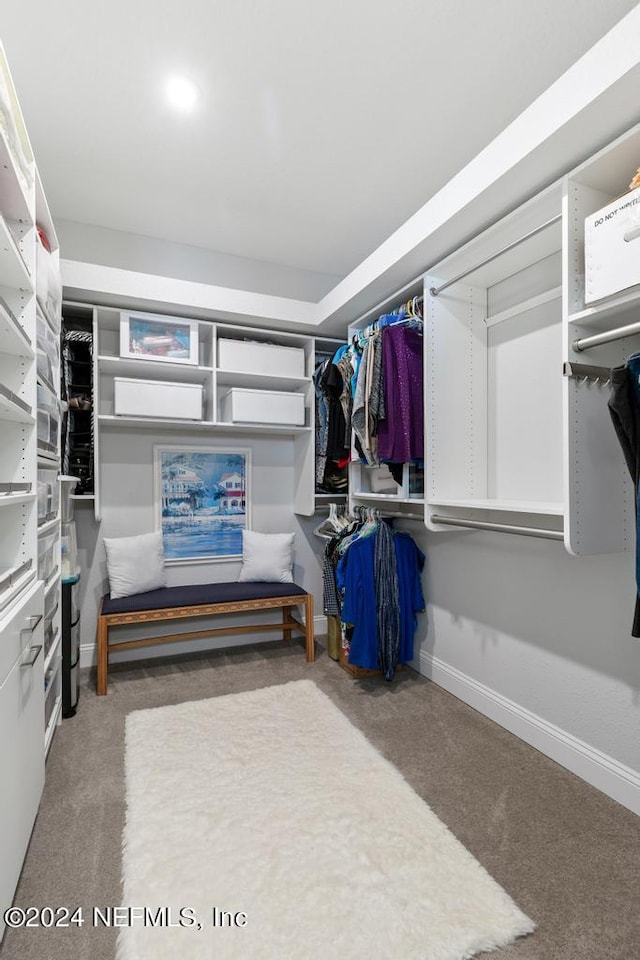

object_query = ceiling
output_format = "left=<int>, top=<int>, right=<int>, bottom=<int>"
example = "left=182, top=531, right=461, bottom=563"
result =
left=2, top=1, right=639, bottom=283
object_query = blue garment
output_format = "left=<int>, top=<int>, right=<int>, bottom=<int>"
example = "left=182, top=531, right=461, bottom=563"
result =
left=336, top=529, right=425, bottom=672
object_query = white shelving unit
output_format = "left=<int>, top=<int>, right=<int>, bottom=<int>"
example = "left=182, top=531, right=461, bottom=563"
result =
left=425, top=181, right=564, bottom=539
left=562, top=121, right=640, bottom=556
left=72, top=304, right=322, bottom=519
left=0, top=40, right=51, bottom=942
left=35, top=171, right=62, bottom=753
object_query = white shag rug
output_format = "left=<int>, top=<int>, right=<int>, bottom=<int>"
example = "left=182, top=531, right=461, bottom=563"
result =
left=119, top=680, right=534, bottom=960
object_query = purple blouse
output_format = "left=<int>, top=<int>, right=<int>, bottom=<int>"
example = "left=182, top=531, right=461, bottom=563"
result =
left=377, top=324, right=423, bottom=462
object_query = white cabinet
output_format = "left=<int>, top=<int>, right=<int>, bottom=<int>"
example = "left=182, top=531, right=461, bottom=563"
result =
left=0, top=582, right=45, bottom=940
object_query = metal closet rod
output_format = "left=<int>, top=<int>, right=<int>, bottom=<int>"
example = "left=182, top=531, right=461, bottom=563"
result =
left=573, top=318, right=640, bottom=352
left=430, top=515, right=564, bottom=541
left=429, top=214, right=562, bottom=298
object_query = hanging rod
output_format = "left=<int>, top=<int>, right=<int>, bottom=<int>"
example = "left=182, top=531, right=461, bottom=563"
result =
left=430, top=515, right=563, bottom=540
left=429, top=215, right=562, bottom=298
left=572, top=318, right=640, bottom=352
left=563, top=361, right=611, bottom=384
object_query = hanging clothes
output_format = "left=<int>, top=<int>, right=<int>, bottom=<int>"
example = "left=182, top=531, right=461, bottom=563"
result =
left=377, top=321, right=424, bottom=463
left=608, top=355, right=640, bottom=637
left=335, top=518, right=425, bottom=680
left=314, top=353, right=350, bottom=493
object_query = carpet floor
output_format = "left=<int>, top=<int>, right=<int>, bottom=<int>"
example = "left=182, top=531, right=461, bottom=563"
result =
left=119, top=680, right=533, bottom=960
left=2, top=638, right=639, bottom=960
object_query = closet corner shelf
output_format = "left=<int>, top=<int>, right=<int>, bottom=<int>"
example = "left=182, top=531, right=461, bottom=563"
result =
left=98, top=354, right=212, bottom=383
left=70, top=494, right=95, bottom=501
left=427, top=498, right=564, bottom=515
left=0, top=133, right=33, bottom=223
left=0, top=214, right=34, bottom=292
left=0, top=298, right=33, bottom=358
left=568, top=287, right=640, bottom=328
left=44, top=695, right=62, bottom=756
left=216, top=368, right=311, bottom=392
left=315, top=493, right=348, bottom=501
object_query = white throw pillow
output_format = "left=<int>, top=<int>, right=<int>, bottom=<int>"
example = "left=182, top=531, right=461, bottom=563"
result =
left=103, top=531, right=167, bottom=598
left=238, top=530, right=294, bottom=583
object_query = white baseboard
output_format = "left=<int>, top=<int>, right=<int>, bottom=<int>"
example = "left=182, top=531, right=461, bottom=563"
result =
left=80, top=614, right=328, bottom=669
left=417, top=649, right=640, bottom=816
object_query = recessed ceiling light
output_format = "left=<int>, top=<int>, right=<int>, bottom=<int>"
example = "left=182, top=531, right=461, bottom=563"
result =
left=166, top=76, right=198, bottom=113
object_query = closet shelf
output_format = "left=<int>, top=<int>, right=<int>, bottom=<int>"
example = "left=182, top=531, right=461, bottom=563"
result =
left=98, top=414, right=311, bottom=436
left=568, top=287, right=640, bottom=328
left=0, top=492, right=35, bottom=508
left=98, top=354, right=212, bottom=383
left=427, top=498, right=564, bottom=515
left=216, top=369, right=311, bottom=392
left=485, top=286, right=562, bottom=327
left=0, top=382, right=32, bottom=422
left=0, top=560, right=35, bottom=613
left=0, top=213, right=33, bottom=291
left=0, top=297, right=33, bottom=357
left=0, top=131, right=32, bottom=223
left=352, top=493, right=424, bottom=506
left=70, top=494, right=95, bottom=501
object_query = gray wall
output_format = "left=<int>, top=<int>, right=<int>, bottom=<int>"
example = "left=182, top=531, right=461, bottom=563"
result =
left=57, top=219, right=341, bottom=301
left=406, top=523, right=640, bottom=774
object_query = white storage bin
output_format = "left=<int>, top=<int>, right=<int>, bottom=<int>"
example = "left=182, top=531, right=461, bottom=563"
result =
left=37, top=468, right=59, bottom=524
left=218, top=338, right=305, bottom=378
left=221, top=387, right=305, bottom=426
left=36, top=309, right=59, bottom=384
left=37, top=408, right=50, bottom=448
left=585, top=187, right=640, bottom=303
left=38, top=531, right=57, bottom=582
left=114, top=377, right=203, bottom=420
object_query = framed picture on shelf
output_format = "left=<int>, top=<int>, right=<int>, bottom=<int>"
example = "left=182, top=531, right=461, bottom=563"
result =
left=153, top=445, right=251, bottom=562
left=120, top=311, right=199, bottom=365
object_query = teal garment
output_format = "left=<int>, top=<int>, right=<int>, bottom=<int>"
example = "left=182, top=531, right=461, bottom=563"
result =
left=336, top=530, right=425, bottom=672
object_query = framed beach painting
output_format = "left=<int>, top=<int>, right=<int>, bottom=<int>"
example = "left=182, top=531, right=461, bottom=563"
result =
left=120, top=311, right=199, bottom=365
left=153, top=446, right=251, bottom=562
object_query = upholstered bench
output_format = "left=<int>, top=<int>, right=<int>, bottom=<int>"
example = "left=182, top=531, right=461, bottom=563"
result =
left=96, top=581, right=314, bottom=695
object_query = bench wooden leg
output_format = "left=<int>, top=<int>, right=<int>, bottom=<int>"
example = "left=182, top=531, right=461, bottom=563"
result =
left=96, top=613, right=108, bottom=696
left=282, top=605, right=294, bottom=643
left=305, top=593, right=315, bottom=662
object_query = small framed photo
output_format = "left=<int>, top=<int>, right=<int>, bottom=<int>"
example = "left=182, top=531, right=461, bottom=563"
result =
left=120, top=311, right=199, bottom=365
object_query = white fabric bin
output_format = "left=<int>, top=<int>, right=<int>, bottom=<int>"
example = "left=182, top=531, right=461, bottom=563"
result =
left=114, top=377, right=203, bottom=420
left=221, top=388, right=305, bottom=425
left=218, top=338, right=305, bottom=378
left=585, top=187, right=640, bottom=303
